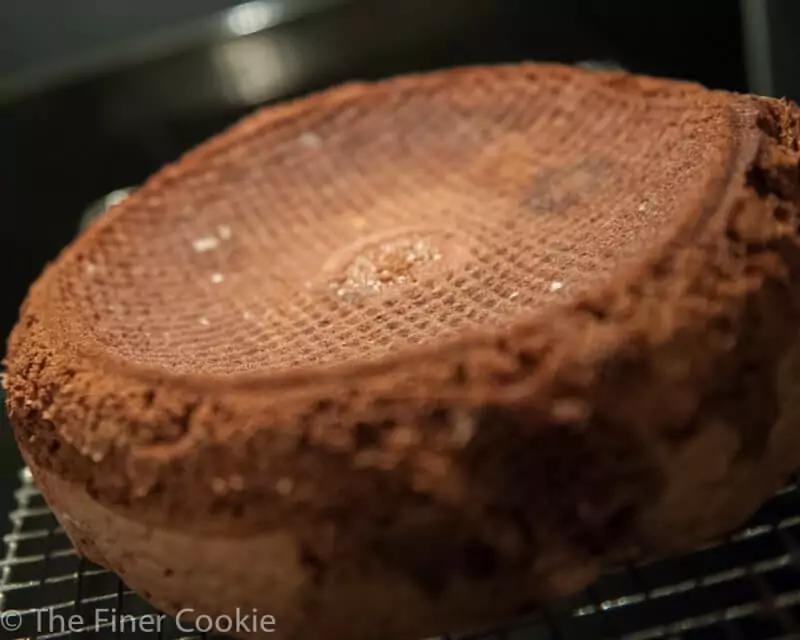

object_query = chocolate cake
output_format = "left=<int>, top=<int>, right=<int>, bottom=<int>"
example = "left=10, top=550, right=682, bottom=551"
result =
left=5, top=63, right=800, bottom=640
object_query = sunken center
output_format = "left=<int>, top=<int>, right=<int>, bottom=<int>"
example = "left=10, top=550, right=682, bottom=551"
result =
left=322, top=228, right=474, bottom=300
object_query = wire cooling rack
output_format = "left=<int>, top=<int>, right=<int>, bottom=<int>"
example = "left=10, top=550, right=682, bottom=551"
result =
left=3, top=468, right=800, bottom=639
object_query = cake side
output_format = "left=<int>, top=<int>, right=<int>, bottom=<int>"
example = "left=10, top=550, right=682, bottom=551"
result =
left=20, top=330, right=800, bottom=640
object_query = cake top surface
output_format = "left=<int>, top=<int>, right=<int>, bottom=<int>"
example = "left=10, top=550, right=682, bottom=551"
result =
left=30, top=63, right=745, bottom=378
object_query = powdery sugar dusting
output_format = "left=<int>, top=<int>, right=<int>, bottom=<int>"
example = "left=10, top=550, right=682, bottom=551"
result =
left=192, top=236, right=220, bottom=253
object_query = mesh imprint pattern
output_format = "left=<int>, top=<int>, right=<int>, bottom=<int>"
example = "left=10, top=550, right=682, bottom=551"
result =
left=49, top=65, right=730, bottom=375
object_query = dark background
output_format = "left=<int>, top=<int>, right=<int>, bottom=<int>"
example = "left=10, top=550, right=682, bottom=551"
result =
left=0, top=0, right=766, bottom=531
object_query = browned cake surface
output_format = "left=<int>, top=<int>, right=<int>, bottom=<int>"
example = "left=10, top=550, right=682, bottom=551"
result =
left=20, top=68, right=740, bottom=375
left=6, top=63, right=800, bottom=639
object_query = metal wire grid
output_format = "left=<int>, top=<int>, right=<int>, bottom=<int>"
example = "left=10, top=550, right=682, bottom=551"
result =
left=3, top=468, right=800, bottom=639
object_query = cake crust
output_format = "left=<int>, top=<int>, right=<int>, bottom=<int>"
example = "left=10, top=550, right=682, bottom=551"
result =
left=6, top=63, right=800, bottom=639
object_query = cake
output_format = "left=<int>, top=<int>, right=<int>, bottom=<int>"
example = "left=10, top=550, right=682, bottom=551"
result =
left=5, top=63, right=800, bottom=640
